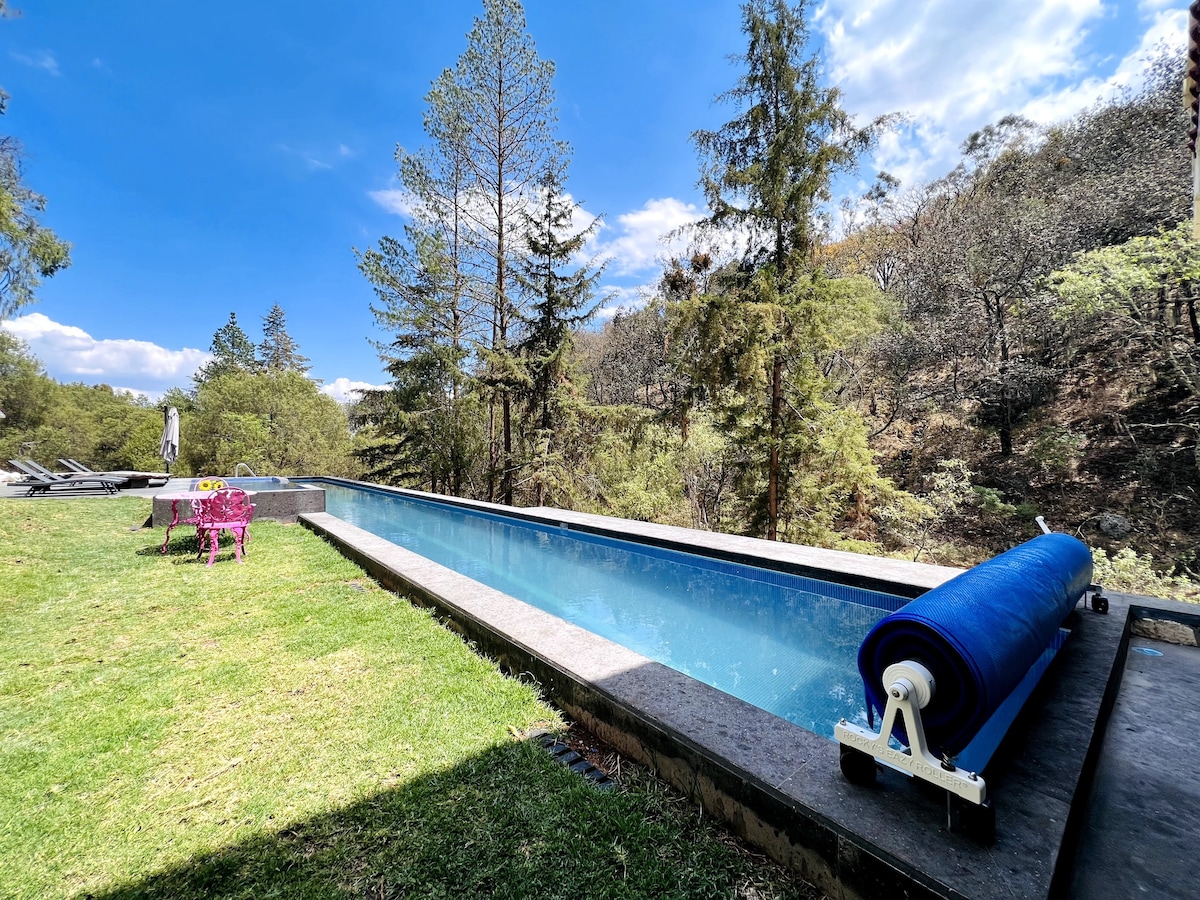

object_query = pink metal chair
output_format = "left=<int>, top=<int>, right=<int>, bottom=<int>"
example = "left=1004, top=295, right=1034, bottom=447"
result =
left=194, top=487, right=256, bottom=567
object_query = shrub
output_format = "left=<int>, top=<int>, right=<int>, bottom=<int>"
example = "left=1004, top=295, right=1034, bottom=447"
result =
left=1091, top=547, right=1200, bottom=603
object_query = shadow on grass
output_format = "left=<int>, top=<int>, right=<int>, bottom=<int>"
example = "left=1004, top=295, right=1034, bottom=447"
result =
left=135, top=534, right=250, bottom=566
left=136, top=537, right=198, bottom=559
left=81, top=740, right=807, bottom=900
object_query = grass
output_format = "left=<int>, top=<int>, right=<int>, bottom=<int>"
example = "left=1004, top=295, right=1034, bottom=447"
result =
left=0, top=497, right=820, bottom=900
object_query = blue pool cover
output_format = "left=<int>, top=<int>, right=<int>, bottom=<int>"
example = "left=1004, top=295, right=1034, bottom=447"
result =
left=857, top=533, right=1093, bottom=756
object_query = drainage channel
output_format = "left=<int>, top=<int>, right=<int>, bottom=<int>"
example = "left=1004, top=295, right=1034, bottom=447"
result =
left=533, top=731, right=616, bottom=791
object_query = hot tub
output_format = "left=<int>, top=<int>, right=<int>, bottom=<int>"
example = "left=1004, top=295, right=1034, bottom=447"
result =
left=151, top=476, right=325, bottom=526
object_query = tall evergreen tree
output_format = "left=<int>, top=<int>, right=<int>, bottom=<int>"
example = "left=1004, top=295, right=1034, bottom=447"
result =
left=516, top=162, right=602, bottom=429
left=687, top=0, right=879, bottom=541
left=393, top=69, right=483, bottom=378
left=362, top=0, right=562, bottom=505
left=258, top=304, right=311, bottom=373
left=195, top=312, right=259, bottom=385
left=444, top=0, right=560, bottom=504
left=513, top=160, right=603, bottom=505
left=357, top=227, right=483, bottom=494
left=358, top=53, right=484, bottom=494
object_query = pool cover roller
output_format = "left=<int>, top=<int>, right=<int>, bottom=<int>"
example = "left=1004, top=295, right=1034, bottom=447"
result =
left=857, top=533, right=1093, bottom=757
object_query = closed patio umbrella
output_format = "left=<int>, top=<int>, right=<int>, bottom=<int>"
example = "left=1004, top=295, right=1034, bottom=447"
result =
left=160, top=406, right=180, bottom=474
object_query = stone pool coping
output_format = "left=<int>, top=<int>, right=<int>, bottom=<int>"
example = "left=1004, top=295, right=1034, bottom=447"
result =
left=298, top=481, right=1152, bottom=899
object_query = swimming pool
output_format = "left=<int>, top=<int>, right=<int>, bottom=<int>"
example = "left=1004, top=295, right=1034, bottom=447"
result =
left=319, top=482, right=908, bottom=739
left=177, top=476, right=305, bottom=491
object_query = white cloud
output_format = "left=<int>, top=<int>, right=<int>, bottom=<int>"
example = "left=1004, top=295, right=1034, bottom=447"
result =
left=1021, top=8, right=1186, bottom=125
left=369, top=187, right=699, bottom=282
left=811, top=0, right=1177, bottom=187
left=320, top=377, right=383, bottom=403
left=111, top=385, right=154, bottom=399
left=593, top=284, right=657, bottom=321
left=591, top=197, right=703, bottom=277
left=817, top=0, right=1106, bottom=119
left=10, top=50, right=60, bottom=76
left=279, top=142, right=359, bottom=172
left=2, top=313, right=209, bottom=392
left=369, top=188, right=419, bottom=217
left=290, top=147, right=332, bottom=170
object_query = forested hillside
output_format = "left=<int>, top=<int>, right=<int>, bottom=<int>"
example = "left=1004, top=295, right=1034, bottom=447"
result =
left=351, top=2, right=1197, bottom=597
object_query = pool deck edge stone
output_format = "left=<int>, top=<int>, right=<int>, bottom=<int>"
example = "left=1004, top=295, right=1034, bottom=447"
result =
left=298, top=498, right=1141, bottom=900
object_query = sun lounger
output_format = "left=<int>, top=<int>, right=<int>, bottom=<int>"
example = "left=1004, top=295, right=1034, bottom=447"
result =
left=59, top=459, right=168, bottom=487
left=21, top=459, right=102, bottom=481
left=9, top=459, right=128, bottom=495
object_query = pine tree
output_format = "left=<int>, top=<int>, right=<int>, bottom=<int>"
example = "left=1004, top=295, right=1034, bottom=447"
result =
left=687, top=0, right=883, bottom=542
left=393, top=67, right=482, bottom=383
left=259, top=304, right=311, bottom=373
left=362, top=0, right=562, bottom=504
left=194, top=312, right=260, bottom=385
left=444, top=0, right=560, bottom=504
left=513, top=160, right=604, bottom=505
left=357, top=49, right=484, bottom=494
left=357, top=227, right=482, bottom=494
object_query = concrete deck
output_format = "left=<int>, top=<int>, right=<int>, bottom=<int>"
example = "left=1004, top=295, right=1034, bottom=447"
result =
left=1, top=477, right=325, bottom=523
left=1067, top=634, right=1200, bottom=899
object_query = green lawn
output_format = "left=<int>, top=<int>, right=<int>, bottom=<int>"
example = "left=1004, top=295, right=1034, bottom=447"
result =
left=0, top=498, right=818, bottom=900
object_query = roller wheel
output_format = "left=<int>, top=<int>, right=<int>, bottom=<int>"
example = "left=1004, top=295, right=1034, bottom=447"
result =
left=1093, top=593, right=1109, bottom=615
left=839, top=745, right=877, bottom=786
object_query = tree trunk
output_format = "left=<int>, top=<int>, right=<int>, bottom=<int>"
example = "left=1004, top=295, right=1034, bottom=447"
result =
left=502, top=391, right=513, bottom=505
left=767, top=350, right=783, bottom=540
left=1185, top=284, right=1200, bottom=345
left=487, top=397, right=497, bottom=503
left=999, top=386, right=1014, bottom=456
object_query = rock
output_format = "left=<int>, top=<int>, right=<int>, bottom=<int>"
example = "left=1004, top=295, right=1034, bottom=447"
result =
left=1132, top=618, right=1199, bottom=647
left=1095, top=513, right=1133, bottom=538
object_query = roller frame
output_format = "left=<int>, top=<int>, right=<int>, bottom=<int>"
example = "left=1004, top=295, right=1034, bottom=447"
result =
left=835, top=661, right=987, bottom=805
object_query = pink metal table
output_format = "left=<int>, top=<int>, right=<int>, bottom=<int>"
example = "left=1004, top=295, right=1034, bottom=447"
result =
left=157, top=491, right=209, bottom=553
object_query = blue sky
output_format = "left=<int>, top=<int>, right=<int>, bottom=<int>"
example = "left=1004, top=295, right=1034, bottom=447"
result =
left=0, top=0, right=1187, bottom=401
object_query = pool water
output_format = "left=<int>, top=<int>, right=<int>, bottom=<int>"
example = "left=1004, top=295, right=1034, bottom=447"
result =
left=179, top=477, right=304, bottom=491
left=320, top=483, right=909, bottom=739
